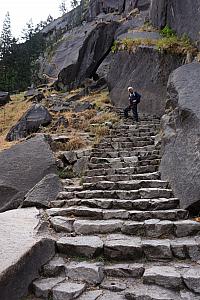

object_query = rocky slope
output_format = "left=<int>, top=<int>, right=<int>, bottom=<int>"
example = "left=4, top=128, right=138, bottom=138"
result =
left=23, top=115, right=200, bottom=300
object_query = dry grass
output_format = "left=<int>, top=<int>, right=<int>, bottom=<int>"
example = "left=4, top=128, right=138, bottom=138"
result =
left=89, top=112, right=119, bottom=124
left=0, top=136, right=18, bottom=151
left=196, top=52, right=200, bottom=62
left=90, top=125, right=110, bottom=144
left=112, top=35, right=197, bottom=56
left=0, top=92, right=30, bottom=151
left=112, top=38, right=157, bottom=53
left=53, top=135, right=86, bottom=152
left=156, top=36, right=198, bottom=55
left=65, top=136, right=86, bottom=150
left=138, top=22, right=158, bottom=33
left=0, top=89, right=119, bottom=152
left=79, top=90, right=112, bottom=110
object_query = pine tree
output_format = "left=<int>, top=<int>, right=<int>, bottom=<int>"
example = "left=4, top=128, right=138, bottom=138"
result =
left=0, top=12, right=12, bottom=57
left=0, top=12, right=18, bottom=91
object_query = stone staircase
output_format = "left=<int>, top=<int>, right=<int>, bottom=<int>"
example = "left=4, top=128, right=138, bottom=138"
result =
left=29, top=116, right=200, bottom=300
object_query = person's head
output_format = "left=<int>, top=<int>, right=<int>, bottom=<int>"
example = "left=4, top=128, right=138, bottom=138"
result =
left=128, top=87, right=133, bottom=93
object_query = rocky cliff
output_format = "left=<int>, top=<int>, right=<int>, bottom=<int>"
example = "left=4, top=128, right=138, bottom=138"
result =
left=87, top=0, right=150, bottom=20
left=150, top=0, right=200, bottom=49
left=107, top=46, right=185, bottom=116
left=160, top=63, right=200, bottom=211
left=56, top=21, right=119, bottom=90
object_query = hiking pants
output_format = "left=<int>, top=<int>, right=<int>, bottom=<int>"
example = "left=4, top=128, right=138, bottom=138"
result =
left=124, top=104, right=138, bottom=122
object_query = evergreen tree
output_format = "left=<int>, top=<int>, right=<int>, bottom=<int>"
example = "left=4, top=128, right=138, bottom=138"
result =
left=0, top=12, right=12, bottom=57
left=0, top=13, right=46, bottom=92
left=0, top=12, right=18, bottom=91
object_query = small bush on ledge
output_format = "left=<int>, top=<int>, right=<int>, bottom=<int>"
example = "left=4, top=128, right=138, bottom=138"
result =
left=112, top=26, right=198, bottom=56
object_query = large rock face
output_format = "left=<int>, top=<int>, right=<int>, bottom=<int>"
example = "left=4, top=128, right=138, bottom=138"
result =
left=150, top=0, right=200, bottom=48
left=0, top=91, right=10, bottom=106
left=6, top=104, right=52, bottom=141
left=23, top=174, right=62, bottom=208
left=107, top=46, right=185, bottom=116
left=41, top=21, right=97, bottom=79
left=0, top=208, right=55, bottom=300
left=87, top=0, right=150, bottom=20
left=160, top=63, right=200, bottom=211
left=0, top=135, right=56, bottom=212
left=56, top=21, right=119, bottom=90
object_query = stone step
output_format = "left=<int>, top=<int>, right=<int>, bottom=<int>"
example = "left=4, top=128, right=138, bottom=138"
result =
left=93, top=144, right=159, bottom=152
left=125, top=283, right=181, bottom=300
left=57, top=235, right=103, bottom=258
left=63, top=185, right=83, bottom=192
left=143, top=264, right=200, bottom=294
left=88, top=161, right=160, bottom=171
left=128, top=209, right=188, bottom=222
left=83, top=180, right=169, bottom=191
left=56, top=234, right=200, bottom=262
left=94, top=140, right=155, bottom=149
left=83, top=172, right=161, bottom=183
left=66, top=262, right=104, bottom=285
left=78, top=198, right=179, bottom=211
left=104, top=131, right=157, bottom=138
left=48, top=205, right=185, bottom=219
left=99, top=137, right=156, bottom=145
left=115, top=123, right=160, bottom=128
left=50, top=216, right=199, bottom=237
left=74, top=188, right=173, bottom=200
left=90, top=150, right=160, bottom=159
left=85, top=165, right=159, bottom=177
left=91, top=149, right=160, bottom=158
left=51, top=197, right=179, bottom=211
left=89, top=157, right=160, bottom=166
left=58, top=187, right=173, bottom=201
left=32, top=277, right=86, bottom=299
left=110, top=127, right=158, bottom=133
left=40, top=256, right=200, bottom=298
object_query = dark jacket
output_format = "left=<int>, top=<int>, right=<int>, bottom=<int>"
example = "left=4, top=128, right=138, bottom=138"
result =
left=129, top=92, right=141, bottom=106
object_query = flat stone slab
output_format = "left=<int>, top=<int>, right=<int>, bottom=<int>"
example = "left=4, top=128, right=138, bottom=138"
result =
left=183, top=267, right=200, bottom=294
left=143, top=266, right=183, bottom=289
left=125, top=283, right=180, bottom=300
left=78, top=290, right=103, bottom=300
left=100, top=278, right=127, bottom=292
left=57, top=236, right=103, bottom=258
left=65, top=261, right=104, bottom=284
left=74, top=219, right=123, bottom=234
left=43, top=256, right=65, bottom=277
left=50, top=216, right=75, bottom=233
left=0, top=208, right=55, bottom=300
left=142, top=239, right=172, bottom=260
left=52, top=281, right=86, bottom=300
left=104, top=263, right=144, bottom=278
left=104, top=234, right=142, bottom=260
left=33, top=277, right=65, bottom=298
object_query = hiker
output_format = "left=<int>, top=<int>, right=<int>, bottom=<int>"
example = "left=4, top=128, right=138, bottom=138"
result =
left=124, top=87, right=141, bottom=122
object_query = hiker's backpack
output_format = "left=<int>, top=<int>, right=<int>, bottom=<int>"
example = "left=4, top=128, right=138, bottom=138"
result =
left=135, top=92, right=141, bottom=104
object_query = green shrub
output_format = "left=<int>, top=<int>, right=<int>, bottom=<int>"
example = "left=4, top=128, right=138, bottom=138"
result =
left=58, top=169, right=75, bottom=179
left=156, top=34, right=197, bottom=54
left=160, top=25, right=176, bottom=38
